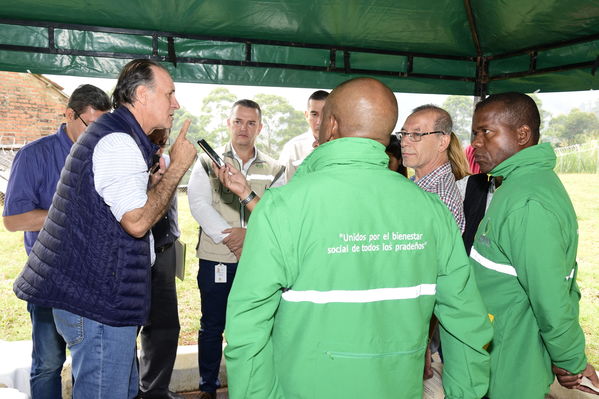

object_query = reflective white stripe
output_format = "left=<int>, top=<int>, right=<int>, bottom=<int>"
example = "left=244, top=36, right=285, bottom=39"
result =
left=292, top=159, right=303, bottom=166
left=470, top=247, right=518, bottom=277
left=281, top=284, right=436, bottom=304
left=246, top=174, right=274, bottom=181
left=565, top=268, right=575, bottom=280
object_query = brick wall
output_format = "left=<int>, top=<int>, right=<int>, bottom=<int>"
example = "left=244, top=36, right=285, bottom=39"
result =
left=0, top=71, right=68, bottom=146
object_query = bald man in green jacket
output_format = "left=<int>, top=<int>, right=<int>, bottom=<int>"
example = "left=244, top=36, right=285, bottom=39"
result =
left=223, top=78, right=492, bottom=399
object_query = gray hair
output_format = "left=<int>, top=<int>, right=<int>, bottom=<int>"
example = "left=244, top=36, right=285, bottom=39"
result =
left=411, top=104, right=453, bottom=134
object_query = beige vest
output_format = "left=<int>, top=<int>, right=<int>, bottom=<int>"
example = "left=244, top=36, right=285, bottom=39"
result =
left=197, top=143, right=285, bottom=263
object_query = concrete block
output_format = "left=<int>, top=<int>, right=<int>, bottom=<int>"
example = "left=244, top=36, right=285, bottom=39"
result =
left=0, top=340, right=33, bottom=398
left=61, top=344, right=228, bottom=397
left=168, top=344, right=227, bottom=393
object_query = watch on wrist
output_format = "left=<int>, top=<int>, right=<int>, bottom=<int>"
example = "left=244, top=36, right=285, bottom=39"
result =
left=239, top=191, right=257, bottom=206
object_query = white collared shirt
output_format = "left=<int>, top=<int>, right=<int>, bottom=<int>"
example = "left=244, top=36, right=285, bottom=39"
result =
left=188, top=144, right=285, bottom=243
left=93, top=132, right=155, bottom=264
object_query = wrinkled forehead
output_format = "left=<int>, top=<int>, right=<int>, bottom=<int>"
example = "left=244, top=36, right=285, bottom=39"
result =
left=474, top=102, right=513, bottom=126
left=307, top=99, right=326, bottom=113
left=402, top=110, right=438, bottom=131
left=152, top=66, right=175, bottom=91
left=230, top=105, right=261, bottom=122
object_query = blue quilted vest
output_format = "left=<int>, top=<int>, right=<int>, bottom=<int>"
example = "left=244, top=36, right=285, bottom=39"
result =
left=13, top=106, right=158, bottom=327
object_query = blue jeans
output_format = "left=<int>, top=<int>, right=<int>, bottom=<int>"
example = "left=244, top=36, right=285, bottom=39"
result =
left=52, top=309, right=138, bottom=399
left=28, top=303, right=66, bottom=399
left=197, top=259, right=237, bottom=392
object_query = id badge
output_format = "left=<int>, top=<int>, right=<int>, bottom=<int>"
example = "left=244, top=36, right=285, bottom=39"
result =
left=215, top=263, right=227, bottom=283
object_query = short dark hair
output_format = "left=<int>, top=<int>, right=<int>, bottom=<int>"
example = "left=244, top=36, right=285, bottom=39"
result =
left=411, top=104, right=453, bottom=134
left=68, top=84, right=111, bottom=115
left=475, top=92, right=540, bottom=144
left=308, top=90, right=329, bottom=105
left=111, top=59, right=166, bottom=109
left=232, top=99, right=262, bottom=120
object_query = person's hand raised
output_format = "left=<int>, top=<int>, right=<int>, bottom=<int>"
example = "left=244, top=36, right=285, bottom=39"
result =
left=169, top=119, right=196, bottom=172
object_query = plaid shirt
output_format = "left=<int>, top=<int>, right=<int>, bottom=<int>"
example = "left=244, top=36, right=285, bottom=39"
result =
left=414, top=162, right=465, bottom=233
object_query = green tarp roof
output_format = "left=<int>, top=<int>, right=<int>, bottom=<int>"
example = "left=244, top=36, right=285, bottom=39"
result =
left=1, top=1, right=598, bottom=95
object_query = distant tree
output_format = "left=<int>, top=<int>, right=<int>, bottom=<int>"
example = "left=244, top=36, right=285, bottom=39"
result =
left=192, top=89, right=305, bottom=158
left=587, top=98, right=599, bottom=119
left=171, top=107, right=202, bottom=145
left=527, top=93, right=551, bottom=134
left=441, top=94, right=551, bottom=143
left=159, top=107, right=202, bottom=187
left=545, top=108, right=599, bottom=145
left=441, top=96, right=474, bottom=143
left=253, top=93, right=306, bottom=158
left=196, top=87, right=236, bottom=147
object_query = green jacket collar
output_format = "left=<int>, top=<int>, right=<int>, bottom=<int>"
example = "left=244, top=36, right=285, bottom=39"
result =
left=490, top=142, right=556, bottom=179
left=295, top=137, right=388, bottom=177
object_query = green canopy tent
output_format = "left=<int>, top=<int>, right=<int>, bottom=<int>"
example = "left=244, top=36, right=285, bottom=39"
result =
left=1, top=0, right=598, bottom=96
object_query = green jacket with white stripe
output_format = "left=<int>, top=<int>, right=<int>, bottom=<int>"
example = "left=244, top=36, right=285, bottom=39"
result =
left=470, top=143, right=587, bottom=399
left=225, top=138, right=492, bottom=399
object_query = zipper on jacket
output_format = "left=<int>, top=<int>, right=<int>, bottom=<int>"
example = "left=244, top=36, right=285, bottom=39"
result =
left=325, top=346, right=424, bottom=360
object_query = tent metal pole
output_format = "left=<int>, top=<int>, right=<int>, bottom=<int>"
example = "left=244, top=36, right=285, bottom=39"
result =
left=463, top=0, right=487, bottom=98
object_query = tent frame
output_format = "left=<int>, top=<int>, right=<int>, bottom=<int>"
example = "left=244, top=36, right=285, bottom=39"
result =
left=1, top=14, right=598, bottom=97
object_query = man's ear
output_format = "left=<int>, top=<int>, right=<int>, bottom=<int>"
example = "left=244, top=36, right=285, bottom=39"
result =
left=517, top=125, right=533, bottom=146
left=318, top=113, right=335, bottom=144
left=135, top=85, right=148, bottom=106
left=329, top=115, right=340, bottom=140
left=438, top=133, right=451, bottom=153
left=65, top=108, right=76, bottom=122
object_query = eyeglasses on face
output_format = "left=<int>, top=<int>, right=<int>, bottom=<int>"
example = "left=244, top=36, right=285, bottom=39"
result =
left=396, top=131, right=446, bottom=142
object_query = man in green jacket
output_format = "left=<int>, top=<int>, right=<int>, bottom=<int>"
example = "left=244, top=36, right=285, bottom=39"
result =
left=470, top=92, right=599, bottom=398
left=224, top=77, right=492, bottom=398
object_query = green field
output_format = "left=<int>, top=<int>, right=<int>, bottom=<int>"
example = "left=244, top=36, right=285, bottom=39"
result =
left=1, top=174, right=597, bottom=365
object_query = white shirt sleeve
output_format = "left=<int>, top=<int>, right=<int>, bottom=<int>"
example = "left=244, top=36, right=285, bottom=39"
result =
left=93, top=133, right=149, bottom=222
left=188, top=158, right=231, bottom=243
left=93, top=133, right=155, bottom=264
left=278, top=139, right=294, bottom=164
left=456, top=175, right=469, bottom=202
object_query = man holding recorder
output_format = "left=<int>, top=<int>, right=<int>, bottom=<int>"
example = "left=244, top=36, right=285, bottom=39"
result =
left=188, top=99, right=285, bottom=399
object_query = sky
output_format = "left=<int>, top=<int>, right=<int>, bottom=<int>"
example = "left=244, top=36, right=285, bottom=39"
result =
left=46, top=74, right=599, bottom=130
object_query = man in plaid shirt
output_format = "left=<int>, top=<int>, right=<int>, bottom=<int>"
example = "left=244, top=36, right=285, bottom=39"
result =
left=399, top=105, right=466, bottom=233
left=399, top=105, right=468, bottom=380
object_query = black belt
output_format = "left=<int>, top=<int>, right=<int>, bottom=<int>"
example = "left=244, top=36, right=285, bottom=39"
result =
left=155, top=241, right=175, bottom=254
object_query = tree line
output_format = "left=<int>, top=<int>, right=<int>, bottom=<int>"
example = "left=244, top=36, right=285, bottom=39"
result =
left=172, top=88, right=599, bottom=160
left=443, top=95, right=599, bottom=146
left=171, top=87, right=305, bottom=159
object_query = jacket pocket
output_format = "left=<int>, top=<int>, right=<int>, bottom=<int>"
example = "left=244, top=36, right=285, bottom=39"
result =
left=314, top=343, right=426, bottom=398
left=53, top=308, right=84, bottom=347
left=212, top=176, right=234, bottom=204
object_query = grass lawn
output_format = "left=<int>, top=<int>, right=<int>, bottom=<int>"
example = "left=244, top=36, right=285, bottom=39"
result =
left=1, top=174, right=597, bottom=365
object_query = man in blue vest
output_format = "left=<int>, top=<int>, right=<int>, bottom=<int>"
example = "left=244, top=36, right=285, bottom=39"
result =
left=3, top=84, right=110, bottom=399
left=13, top=59, right=197, bottom=399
